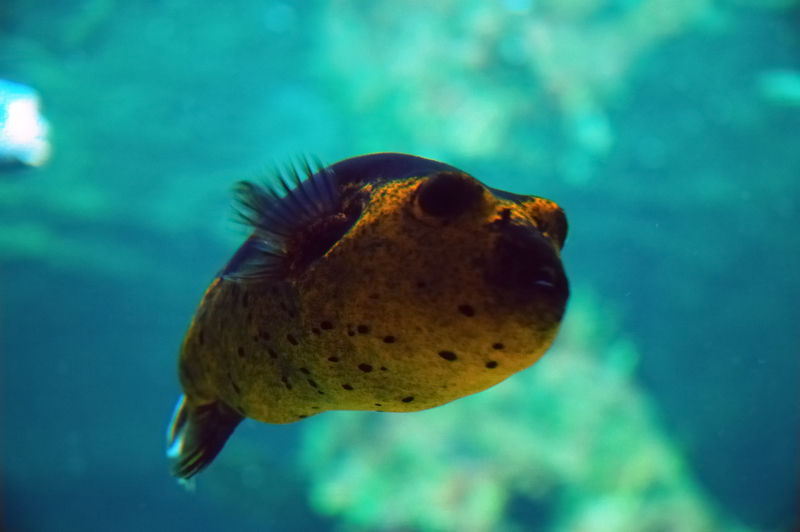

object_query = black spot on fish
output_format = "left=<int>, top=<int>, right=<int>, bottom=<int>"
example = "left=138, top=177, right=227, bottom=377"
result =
left=357, top=324, right=370, bottom=334
left=246, top=312, right=253, bottom=323
left=307, top=379, right=318, bottom=388
left=383, top=335, right=396, bottom=344
left=312, top=406, right=320, bottom=409
left=281, top=376, right=292, bottom=390
left=298, top=415, right=307, bottom=419
left=260, top=331, right=271, bottom=341
left=493, top=343, right=504, bottom=350
left=179, top=364, right=196, bottom=386
left=237, top=347, right=245, bottom=358
left=318, top=390, right=324, bottom=395
left=299, top=367, right=311, bottom=375
left=328, top=356, right=339, bottom=362
left=198, top=330, right=205, bottom=344
left=358, top=364, right=373, bottom=373
left=342, top=384, right=353, bottom=391
left=402, top=396, right=414, bottom=403
left=499, top=208, right=511, bottom=226
left=347, top=330, right=355, bottom=337
left=416, top=280, right=426, bottom=288
left=252, top=334, right=259, bottom=342
left=458, top=305, right=475, bottom=317
left=268, top=348, right=278, bottom=359
left=320, top=320, right=334, bottom=330
left=242, top=291, right=249, bottom=307
left=312, top=327, right=321, bottom=335
left=486, top=361, right=498, bottom=369
left=287, top=334, right=298, bottom=345
left=380, top=366, right=387, bottom=371
left=439, top=351, right=457, bottom=361
left=232, top=381, right=241, bottom=394
left=280, top=302, right=287, bottom=312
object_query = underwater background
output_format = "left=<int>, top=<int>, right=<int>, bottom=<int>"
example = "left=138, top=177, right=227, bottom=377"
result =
left=1, top=0, right=798, bottom=531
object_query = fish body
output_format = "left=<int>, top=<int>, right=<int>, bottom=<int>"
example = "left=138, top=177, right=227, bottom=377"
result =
left=168, top=153, right=569, bottom=479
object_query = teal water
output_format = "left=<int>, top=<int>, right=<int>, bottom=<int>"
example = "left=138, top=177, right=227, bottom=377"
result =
left=1, top=1, right=798, bottom=531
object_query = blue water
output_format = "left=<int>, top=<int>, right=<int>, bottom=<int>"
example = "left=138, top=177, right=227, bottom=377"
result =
left=2, top=2, right=798, bottom=531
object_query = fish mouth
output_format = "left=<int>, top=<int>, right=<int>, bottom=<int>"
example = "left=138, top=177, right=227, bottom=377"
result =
left=485, top=221, right=569, bottom=314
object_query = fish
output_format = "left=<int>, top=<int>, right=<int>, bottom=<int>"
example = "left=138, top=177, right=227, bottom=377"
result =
left=166, top=152, right=569, bottom=480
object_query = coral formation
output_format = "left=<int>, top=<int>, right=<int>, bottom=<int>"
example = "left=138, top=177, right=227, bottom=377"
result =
left=316, top=0, right=714, bottom=182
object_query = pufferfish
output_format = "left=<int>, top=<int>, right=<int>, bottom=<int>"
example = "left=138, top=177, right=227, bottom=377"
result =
left=167, top=152, right=569, bottom=479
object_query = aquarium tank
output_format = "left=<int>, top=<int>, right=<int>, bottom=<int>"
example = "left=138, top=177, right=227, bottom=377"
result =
left=1, top=1, right=798, bottom=531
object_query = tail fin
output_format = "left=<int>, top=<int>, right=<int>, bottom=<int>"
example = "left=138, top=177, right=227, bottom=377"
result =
left=166, top=395, right=244, bottom=480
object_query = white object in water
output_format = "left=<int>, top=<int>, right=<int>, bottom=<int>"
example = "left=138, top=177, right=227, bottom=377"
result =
left=0, top=79, right=51, bottom=168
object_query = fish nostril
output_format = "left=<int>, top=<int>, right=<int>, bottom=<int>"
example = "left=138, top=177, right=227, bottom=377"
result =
left=416, top=171, right=484, bottom=218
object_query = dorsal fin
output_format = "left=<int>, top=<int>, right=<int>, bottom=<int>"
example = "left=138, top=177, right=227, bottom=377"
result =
left=222, top=157, right=342, bottom=281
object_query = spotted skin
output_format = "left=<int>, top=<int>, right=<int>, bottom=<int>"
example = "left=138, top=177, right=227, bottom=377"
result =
left=170, top=153, right=569, bottom=478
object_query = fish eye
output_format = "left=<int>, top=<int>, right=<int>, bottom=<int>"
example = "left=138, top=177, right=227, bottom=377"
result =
left=415, top=171, right=485, bottom=218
